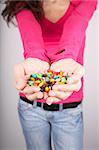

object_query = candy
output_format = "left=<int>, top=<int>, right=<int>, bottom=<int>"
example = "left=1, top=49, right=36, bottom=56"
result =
left=48, top=72, right=53, bottom=75
left=31, top=74, right=37, bottom=78
left=61, top=77, right=67, bottom=83
left=45, top=86, right=50, bottom=92
left=58, top=81, right=65, bottom=84
left=38, top=81, right=45, bottom=87
left=54, top=75, right=59, bottom=79
left=60, top=71, right=64, bottom=76
left=35, top=80, right=41, bottom=84
left=30, top=77, right=35, bottom=81
left=50, top=78, right=55, bottom=83
left=45, top=77, right=50, bottom=82
left=37, top=73, right=42, bottom=79
left=47, top=74, right=51, bottom=78
left=55, top=78, right=61, bottom=82
left=47, top=69, right=53, bottom=73
left=34, top=83, right=38, bottom=86
left=66, top=75, right=69, bottom=79
left=28, top=81, right=33, bottom=86
left=53, top=72, right=57, bottom=76
left=42, top=74, right=47, bottom=77
left=27, top=71, right=69, bottom=92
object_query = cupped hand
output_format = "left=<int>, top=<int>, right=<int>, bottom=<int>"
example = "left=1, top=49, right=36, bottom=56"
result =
left=14, top=57, right=50, bottom=101
left=21, top=85, right=44, bottom=101
left=46, top=58, right=84, bottom=105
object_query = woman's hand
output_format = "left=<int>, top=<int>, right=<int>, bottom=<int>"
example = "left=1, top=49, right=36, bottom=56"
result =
left=21, top=85, right=44, bottom=101
left=14, top=62, right=28, bottom=90
left=46, top=58, right=84, bottom=105
left=21, top=58, right=49, bottom=75
left=14, top=57, right=50, bottom=101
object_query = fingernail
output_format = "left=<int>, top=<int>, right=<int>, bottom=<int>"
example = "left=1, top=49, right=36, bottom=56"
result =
left=46, top=100, right=52, bottom=105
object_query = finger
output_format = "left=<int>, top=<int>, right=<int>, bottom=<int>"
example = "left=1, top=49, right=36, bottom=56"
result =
left=14, top=63, right=25, bottom=79
left=67, top=65, right=85, bottom=84
left=52, top=80, right=82, bottom=92
left=21, top=86, right=40, bottom=94
left=15, top=78, right=27, bottom=90
left=25, top=74, right=31, bottom=80
left=48, top=90, right=72, bottom=99
left=46, top=97, right=60, bottom=105
left=25, top=92, right=43, bottom=101
left=43, top=92, right=49, bottom=99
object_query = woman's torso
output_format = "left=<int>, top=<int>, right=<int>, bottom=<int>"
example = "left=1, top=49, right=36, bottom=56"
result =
left=19, top=1, right=85, bottom=104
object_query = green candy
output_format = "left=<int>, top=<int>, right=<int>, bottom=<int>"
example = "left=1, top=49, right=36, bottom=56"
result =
left=28, top=81, right=33, bottom=86
left=66, top=76, right=69, bottom=79
left=46, top=77, right=50, bottom=82
left=37, top=73, right=43, bottom=79
left=61, top=77, right=67, bottom=83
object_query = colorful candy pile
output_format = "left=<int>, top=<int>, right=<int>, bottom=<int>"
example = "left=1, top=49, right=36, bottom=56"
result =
left=27, top=70, right=69, bottom=92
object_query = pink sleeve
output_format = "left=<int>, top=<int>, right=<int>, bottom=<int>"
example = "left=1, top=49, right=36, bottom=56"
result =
left=53, top=0, right=97, bottom=62
left=15, top=9, right=49, bottom=63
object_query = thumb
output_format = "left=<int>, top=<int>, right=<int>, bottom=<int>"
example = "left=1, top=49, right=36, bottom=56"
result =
left=14, top=63, right=27, bottom=90
left=15, top=78, right=27, bottom=90
left=67, top=66, right=85, bottom=84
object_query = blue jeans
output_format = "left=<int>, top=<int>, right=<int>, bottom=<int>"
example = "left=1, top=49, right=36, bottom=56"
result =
left=17, top=98, right=84, bottom=150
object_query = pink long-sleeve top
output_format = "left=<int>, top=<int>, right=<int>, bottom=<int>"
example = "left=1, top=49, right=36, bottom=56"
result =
left=15, top=0, right=97, bottom=104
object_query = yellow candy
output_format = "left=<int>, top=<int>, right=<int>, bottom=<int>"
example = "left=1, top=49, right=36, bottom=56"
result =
left=35, top=80, right=41, bottom=84
left=60, top=71, right=64, bottom=76
left=48, top=72, right=53, bottom=75
left=38, top=81, right=45, bottom=87
left=50, top=78, right=55, bottom=83
left=48, top=69, right=53, bottom=73
left=30, top=77, right=35, bottom=81
left=45, top=86, right=50, bottom=92
left=58, top=82, right=65, bottom=84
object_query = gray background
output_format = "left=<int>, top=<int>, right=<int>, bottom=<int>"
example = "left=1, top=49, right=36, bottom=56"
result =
left=0, top=4, right=99, bottom=150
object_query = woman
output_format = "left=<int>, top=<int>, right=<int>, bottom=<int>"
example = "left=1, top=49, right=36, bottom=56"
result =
left=1, top=0, right=97, bottom=150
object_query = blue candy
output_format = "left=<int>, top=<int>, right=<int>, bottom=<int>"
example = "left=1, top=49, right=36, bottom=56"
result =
left=31, top=74, right=37, bottom=78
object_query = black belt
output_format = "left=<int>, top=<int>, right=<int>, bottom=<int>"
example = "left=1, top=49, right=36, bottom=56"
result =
left=20, top=96, right=82, bottom=111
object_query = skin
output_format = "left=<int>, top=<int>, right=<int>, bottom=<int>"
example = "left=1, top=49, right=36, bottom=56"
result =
left=14, top=58, right=84, bottom=104
left=42, top=0, right=70, bottom=23
left=46, top=59, right=84, bottom=105
left=14, top=0, right=84, bottom=105
left=14, top=58, right=50, bottom=100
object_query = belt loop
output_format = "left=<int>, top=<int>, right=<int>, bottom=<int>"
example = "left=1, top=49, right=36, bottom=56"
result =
left=59, top=103, right=63, bottom=111
left=41, top=102, right=44, bottom=109
left=33, top=101, right=37, bottom=108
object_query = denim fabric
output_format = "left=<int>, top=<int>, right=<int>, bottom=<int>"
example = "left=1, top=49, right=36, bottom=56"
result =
left=17, top=98, right=84, bottom=150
